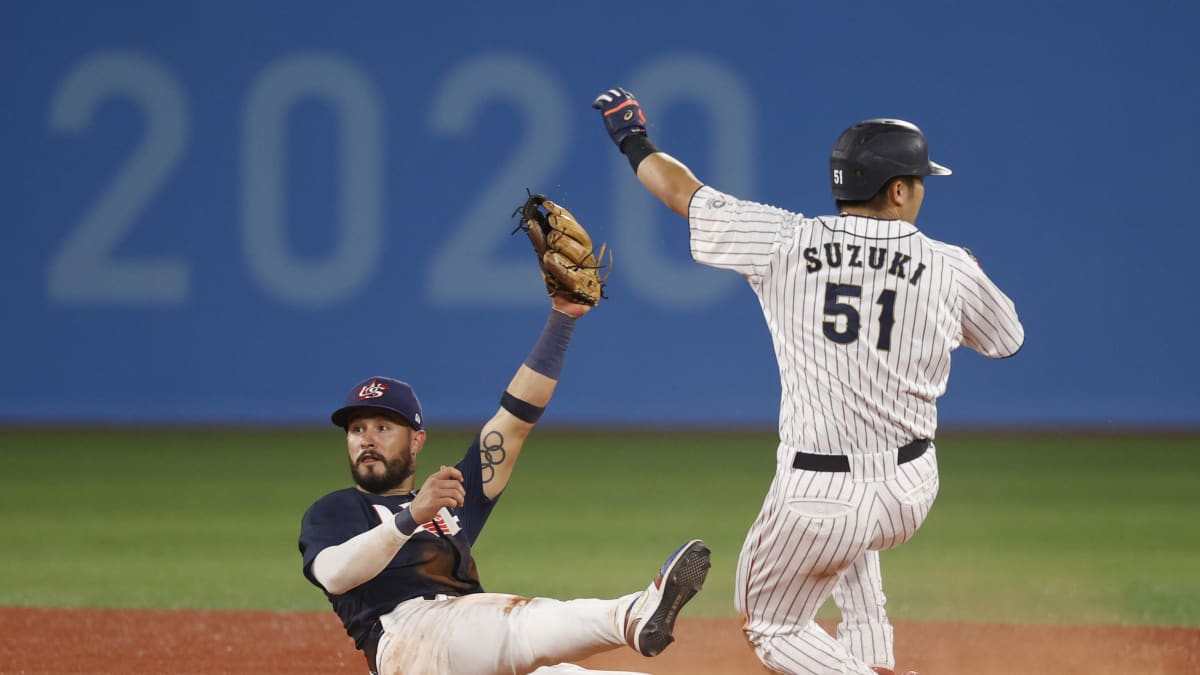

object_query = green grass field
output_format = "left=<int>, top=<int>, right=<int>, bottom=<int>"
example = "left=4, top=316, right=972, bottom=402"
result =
left=1, top=428, right=1197, bottom=627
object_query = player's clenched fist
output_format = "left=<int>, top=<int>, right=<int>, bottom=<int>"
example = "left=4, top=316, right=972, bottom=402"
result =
left=592, top=87, right=648, bottom=147
left=409, top=465, right=465, bottom=524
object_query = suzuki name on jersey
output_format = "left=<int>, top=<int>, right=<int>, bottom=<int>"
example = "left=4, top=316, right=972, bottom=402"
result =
left=803, top=243, right=926, bottom=286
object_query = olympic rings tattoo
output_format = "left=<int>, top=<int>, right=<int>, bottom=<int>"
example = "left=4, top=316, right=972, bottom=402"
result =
left=481, top=430, right=507, bottom=484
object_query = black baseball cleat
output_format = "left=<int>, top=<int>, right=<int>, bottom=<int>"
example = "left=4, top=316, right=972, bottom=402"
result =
left=624, top=539, right=711, bottom=657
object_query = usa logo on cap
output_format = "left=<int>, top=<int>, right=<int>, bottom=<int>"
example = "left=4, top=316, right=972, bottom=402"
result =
left=358, top=380, right=388, bottom=400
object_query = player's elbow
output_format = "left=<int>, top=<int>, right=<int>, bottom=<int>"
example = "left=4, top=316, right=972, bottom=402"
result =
left=991, top=324, right=1025, bottom=359
left=320, top=577, right=353, bottom=596
left=318, top=570, right=362, bottom=596
left=311, top=550, right=359, bottom=595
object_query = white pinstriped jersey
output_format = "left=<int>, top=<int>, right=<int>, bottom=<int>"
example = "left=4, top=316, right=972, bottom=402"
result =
left=689, top=185, right=1024, bottom=454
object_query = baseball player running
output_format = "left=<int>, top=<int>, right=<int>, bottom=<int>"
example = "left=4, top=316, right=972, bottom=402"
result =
left=593, top=88, right=1023, bottom=675
left=298, top=229, right=711, bottom=674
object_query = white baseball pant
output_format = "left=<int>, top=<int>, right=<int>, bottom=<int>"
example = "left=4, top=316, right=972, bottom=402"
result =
left=735, top=445, right=939, bottom=674
left=375, top=591, right=647, bottom=675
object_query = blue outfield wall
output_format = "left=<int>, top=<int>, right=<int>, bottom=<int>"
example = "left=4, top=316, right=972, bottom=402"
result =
left=2, top=1, right=1197, bottom=427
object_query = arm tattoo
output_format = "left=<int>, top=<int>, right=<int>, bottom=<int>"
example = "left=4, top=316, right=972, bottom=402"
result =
left=480, top=430, right=507, bottom=484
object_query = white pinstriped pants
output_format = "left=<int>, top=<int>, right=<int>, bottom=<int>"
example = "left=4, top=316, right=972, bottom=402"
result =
left=735, top=444, right=939, bottom=675
left=832, top=550, right=894, bottom=669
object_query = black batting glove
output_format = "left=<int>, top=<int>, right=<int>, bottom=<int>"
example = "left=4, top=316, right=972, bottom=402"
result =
left=592, top=87, right=648, bottom=147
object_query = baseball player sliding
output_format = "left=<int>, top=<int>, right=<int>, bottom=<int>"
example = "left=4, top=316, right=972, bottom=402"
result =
left=298, top=198, right=710, bottom=675
left=593, top=87, right=1024, bottom=675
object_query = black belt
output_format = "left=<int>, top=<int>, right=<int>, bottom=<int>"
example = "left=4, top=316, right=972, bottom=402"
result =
left=362, top=620, right=384, bottom=675
left=792, top=439, right=930, bottom=472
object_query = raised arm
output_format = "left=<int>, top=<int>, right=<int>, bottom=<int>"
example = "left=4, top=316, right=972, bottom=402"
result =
left=309, top=321, right=592, bottom=595
left=593, top=87, right=703, bottom=219
left=476, top=295, right=591, bottom=500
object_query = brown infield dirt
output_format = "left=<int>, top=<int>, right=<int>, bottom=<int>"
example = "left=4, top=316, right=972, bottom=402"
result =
left=1, top=607, right=1197, bottom=674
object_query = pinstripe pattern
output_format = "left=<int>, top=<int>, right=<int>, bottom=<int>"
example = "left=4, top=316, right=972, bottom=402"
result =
left=833, top=551, right=892, bottom=666
left=689, top=186, right=1023, bottom=450
left=733, top=447, right=939, bottom=674
left=691, top=186, right=1022, bottom=674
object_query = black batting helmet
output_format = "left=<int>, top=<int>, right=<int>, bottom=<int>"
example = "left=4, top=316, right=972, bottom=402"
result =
left=830, top=119, right=951, bottom=201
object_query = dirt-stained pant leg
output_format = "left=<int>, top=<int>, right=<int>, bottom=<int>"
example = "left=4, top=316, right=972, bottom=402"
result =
left=734, top=446, right=938, bottom=674
left=530, top=665, right=649, bottom=674
left=376, top=592, right=644, bottom=675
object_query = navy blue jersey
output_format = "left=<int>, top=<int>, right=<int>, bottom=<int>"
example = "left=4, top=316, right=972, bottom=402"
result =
left=298, top=438, right=498, bottom=650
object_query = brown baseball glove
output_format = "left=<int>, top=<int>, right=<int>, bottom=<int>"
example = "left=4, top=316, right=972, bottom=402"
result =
left=513, top=192, right=612, bottom=305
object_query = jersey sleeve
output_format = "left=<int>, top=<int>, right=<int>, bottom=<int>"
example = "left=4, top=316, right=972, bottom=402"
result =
left=950, top=249, right=1025, bottom=358
left=299, top=490, right=372, bottom=588
left=688, top=185, right=797, bottom=280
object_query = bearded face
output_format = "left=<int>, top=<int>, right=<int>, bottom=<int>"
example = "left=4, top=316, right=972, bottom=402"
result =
left=349, top=447, right=414, bottom=493
left=344, top=413, right=419, bottom=494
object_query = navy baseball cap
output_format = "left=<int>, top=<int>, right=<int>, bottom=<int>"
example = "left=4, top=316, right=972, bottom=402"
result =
left=330, top=376, right=424, bottom=430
